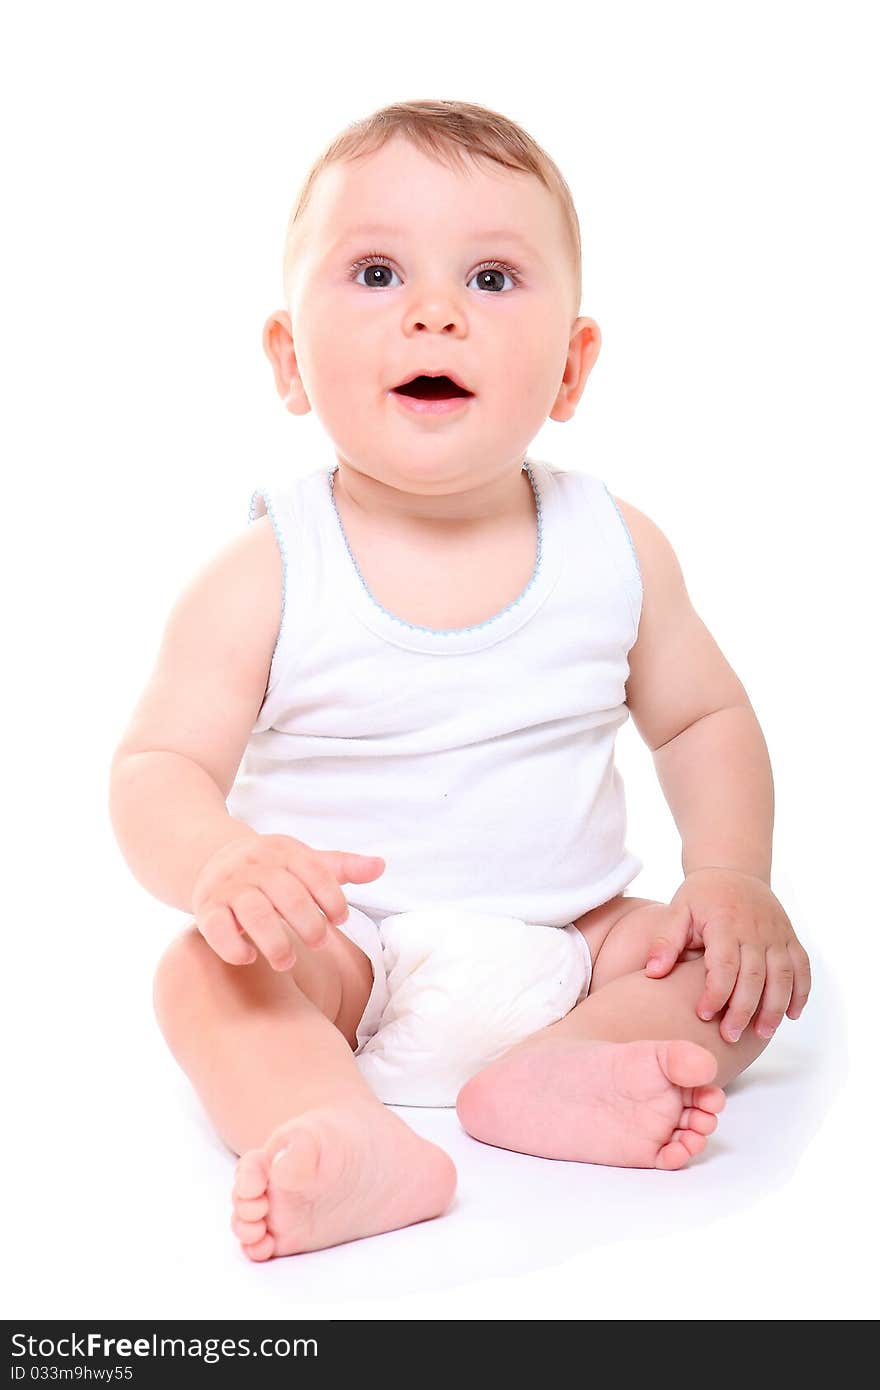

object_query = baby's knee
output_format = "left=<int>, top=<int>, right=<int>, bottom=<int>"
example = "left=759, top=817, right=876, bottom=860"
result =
left=152, top=923, right=214, bottom=1034
left=590, top=903, right=703, bottom=992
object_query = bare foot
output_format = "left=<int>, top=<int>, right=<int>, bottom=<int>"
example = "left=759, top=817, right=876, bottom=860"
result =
left=230, top=1100, right=457, bottom=1260
left=456, top=1036, right=726, bottom=1170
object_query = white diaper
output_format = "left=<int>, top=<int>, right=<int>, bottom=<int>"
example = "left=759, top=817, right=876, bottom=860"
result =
left=348, top=908, right=592, bottom=1107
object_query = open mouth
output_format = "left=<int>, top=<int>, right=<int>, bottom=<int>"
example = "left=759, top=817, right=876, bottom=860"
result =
left=393, top=374, right=474, bottom=400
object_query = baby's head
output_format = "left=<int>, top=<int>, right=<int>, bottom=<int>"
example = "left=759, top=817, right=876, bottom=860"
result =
left=264, top=99, right=601, bottom=497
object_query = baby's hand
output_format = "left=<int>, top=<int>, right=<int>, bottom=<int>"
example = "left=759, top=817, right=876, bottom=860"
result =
left=190, top=833, right=385, bottom=970
left=643, top=867, right=812, bottom=1044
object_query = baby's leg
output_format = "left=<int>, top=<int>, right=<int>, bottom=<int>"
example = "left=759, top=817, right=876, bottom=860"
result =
left=153, top=923, right=456, bottom=1259
left=457, top=896, right=768, bottom=1170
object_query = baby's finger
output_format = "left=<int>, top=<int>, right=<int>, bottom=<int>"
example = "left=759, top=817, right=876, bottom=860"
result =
left=696, top=929, right=740, bottom=1020
left=645, top=902, right=691, bottom=976
left=719, top=942, right=766, bottom=1043
left=786, top=939, right=812, bottom=1019
left=287, top=856, right=352, bottom=934
left=320, top=849, right=386, bottom=885
left=198, top=904, right=257, bottom=965
left=258, top=866, right=332, bottom=948
left=752, top=946, right=795, bottom=1039
left=230, top=886, right=298, bottom=971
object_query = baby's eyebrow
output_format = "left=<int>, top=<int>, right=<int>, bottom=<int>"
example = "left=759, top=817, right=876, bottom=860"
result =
left=329, top=223, right=544, bottom=261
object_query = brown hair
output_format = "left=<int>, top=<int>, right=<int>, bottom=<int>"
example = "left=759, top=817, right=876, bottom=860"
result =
left=282, top=98, right=583, bottom=317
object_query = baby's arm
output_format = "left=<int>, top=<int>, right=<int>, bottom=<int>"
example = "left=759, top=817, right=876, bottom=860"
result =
left=109, top=517, right=384, bottom=968
left=618, top=497, right=772, bottom=880
left=109, top=517, right=282, bottom=912
left=614, top=498, right=811, bottom=1038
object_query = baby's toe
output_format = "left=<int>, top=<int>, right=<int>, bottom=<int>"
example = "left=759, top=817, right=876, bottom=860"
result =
left=671, top=1129, right=707, bottom=1157
left=231, top=1214, right=267, bottom=1245
left=242, top=1232, right=275, bottom=1262
left=655, top=1137, right=692, bottom=1170
left=234, top=1149, right=269, bottom=1201
left=234, top=1195, right=269, bottom=1222
left=694, top=1084, right=726, bottom=1115
left=656, top=1129, right=708, bottom=1169
left=680, top=1106, right=718, bottom=1136
left=657, top=1040, right=718, bottom=1090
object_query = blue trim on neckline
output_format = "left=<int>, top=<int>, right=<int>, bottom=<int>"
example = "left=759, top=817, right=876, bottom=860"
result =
left=327, top=464, right=544, bottom=637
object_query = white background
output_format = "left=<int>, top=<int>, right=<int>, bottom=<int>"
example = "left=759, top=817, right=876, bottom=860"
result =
left=2, top=0, right=877, bottom=1320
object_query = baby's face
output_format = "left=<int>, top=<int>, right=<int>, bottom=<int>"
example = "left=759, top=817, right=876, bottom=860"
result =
left=270, top=137, right=598, bottom=493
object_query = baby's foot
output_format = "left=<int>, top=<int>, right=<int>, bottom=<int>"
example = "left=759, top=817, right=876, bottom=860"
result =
left=230, top=1100, right=457, bottom=1260
left=456, top=1037, right=725, bottom=1170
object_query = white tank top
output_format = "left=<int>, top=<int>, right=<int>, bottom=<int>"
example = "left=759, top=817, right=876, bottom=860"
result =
left=225, top=455, right=644, bottom=926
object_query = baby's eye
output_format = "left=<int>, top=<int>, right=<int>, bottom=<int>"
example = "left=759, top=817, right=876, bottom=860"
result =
left=350, top=257, right=519, bottom=293
left=353, top=261, right=402, bottom=289
left=467, top=264, right=517, bottom=293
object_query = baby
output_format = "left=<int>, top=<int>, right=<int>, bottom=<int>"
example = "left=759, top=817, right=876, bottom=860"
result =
left=109, top=98, right=812, bottom=1262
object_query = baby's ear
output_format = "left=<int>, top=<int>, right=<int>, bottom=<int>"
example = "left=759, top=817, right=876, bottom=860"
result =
left=549, top=316, right=602, bottom=423
left=263, top=311, right=311, bottom=415
left=283, top=386, right=312, bottom=416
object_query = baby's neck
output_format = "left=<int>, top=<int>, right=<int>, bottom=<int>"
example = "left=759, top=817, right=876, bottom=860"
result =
left=332, top=458, right=530, bottom=533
